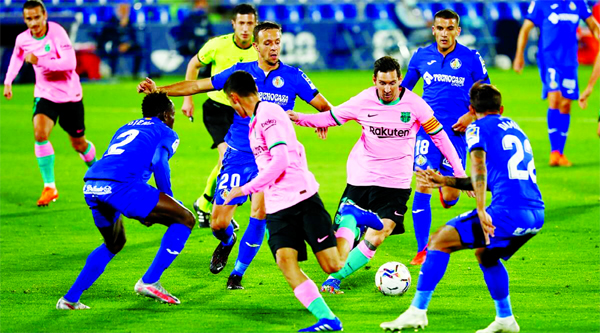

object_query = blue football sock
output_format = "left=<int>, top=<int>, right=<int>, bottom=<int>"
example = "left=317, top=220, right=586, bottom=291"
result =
left=412, top=250, right=450, bottom=310
left=480, top=262, right=513, bottom=318
left=142, top=223, right=191, bottom=284
left=231, top=218, right=266, bottom=276
left=213, top=223, right=234, bottom=246
left=547, top=108, right=560, bottom=152
left=442, top=196, right=459, bottom=208
left=64, top=244, right=115, bottom=303
left=556, top=112, right=570, bottom=154
left=412, top=192, right=432, bottom=252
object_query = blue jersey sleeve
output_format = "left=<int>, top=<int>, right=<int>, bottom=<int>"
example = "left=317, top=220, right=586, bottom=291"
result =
left=402, top=50, right=421, bottom=90
left=525, top=1, right=543, bottom=26
left=578, top=1, right=592, bottom=20
left=295, top=69, right=319, bottom=103
left=466, top=123, right=486, bottom=152
left=471, top=50, right=490, bottom=83
left=211, top=63, right=239, bottom=91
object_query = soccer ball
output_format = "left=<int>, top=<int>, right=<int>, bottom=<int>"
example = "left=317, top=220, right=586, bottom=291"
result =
left=375, top=261, right=411, bottom=296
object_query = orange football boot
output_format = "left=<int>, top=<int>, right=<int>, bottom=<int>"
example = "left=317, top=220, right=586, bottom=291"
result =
left=37, top=187, right=58, bottom=206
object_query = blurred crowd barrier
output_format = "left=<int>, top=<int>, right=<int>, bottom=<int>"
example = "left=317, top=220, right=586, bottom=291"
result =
left=1, top=0, right=598, bottom=81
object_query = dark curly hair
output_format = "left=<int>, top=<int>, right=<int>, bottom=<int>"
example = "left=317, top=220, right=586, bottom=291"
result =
left=142, top=91, right=173, bottom=117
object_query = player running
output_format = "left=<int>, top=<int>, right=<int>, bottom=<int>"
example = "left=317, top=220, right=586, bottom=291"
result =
left=137, top=21, right=332, bottom=290
left=288, top=56, right=466, bottom=295
left=401, top=9, right=490, bottom=265
left=56, top=92, right=195, bottom=310
left=513, top=1, right=599, bottom=166
left=381, top=83, right=545, bottom=333
left=221, top=70, right=382, bottom=332
left=3, top=0, right=97, bottom=206
left=182, top=4, right=258, bottom=228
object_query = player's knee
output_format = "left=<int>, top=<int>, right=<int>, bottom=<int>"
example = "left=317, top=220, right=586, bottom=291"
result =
left=476, top=249, right=500, bottom=268
left=210, top=214, right=229, bottom=230
left=275, top=252, right=294, bottom=269
left=250, top=206, right=266, bottom=220
left=180, top=209, right=196, bottom=230
left=34, top=130, right=49, bottom=142
left=322, top=259, right=343, bottom=274
left=106, top=236, right=126, bottom=254
left=559, top=102, right=571, bottom=114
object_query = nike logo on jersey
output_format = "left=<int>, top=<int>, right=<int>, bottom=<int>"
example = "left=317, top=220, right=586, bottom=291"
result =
left=245, top=242, right=261, bottom=248
left=317, top=235, right=329, bottom=243
left=394, top=211, right=404, bottom=216
left=551, top=4, right=558, bottom=9
left=166, top=249, right=180, bottom=255
left=548, top=128, right=558, bottom=134
left=367, top=113, right=378, bottom=117
left=427, top=60, right=437, bottom=65
left=412, top=209, right=425, bottom=214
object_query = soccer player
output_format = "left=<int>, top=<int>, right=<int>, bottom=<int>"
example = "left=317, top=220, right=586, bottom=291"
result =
left=401, top=9, right=490, bottom=265
left=221, top=70, right=382, bottom=332
left=287, top=56, right=466, bottom=294
left=3, top=0, right=97, bottom=206
left=56, top=91, right=196, bottom=310
left=380, top=83, right=545, bottom=333
left=137, top=21, right=332, bottom=290
left=513, top=1, right=599, bottom=166
left=181, top=4, right=258, bottom=228
left=578, top=50, right=600, bottom=137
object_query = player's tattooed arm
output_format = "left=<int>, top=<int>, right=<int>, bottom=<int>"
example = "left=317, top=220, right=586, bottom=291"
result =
left=470, top=148, right=495, bottom=244
left=415, top=169, right=489, bottom=191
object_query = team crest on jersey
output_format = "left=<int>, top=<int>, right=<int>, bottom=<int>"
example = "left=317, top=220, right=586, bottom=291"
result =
left=450, top=58, right=462, bottom=70
left=272, top=76, right=285, bottom=88
left=415, top=155, right=427, bottom=166
left=569, top=2, right=576, bottom=11
left=400, top=112, right=411, bottom=123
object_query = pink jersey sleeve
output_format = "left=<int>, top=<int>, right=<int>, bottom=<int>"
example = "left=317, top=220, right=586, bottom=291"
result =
left=241, top=144, right=289, bottom=195
left=241, top=108, right=291, bottom=195
left=4, top=38, right=25, bottom=85
left=430, top=130, right=466, bottom=177
left=295, top=94, right=362, bottom=127
left=36, top=25, right=76, bottom=72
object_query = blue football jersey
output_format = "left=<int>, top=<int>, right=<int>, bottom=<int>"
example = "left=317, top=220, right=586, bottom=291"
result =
left=402, top=43, right=490, bottom=126
left=465, top=115, right=544, bottom=210
left=85, top=117, right=179, bottom=183
left=211, top=61, right=319, bottom=152
left=526, top=1, right=591, bottom=67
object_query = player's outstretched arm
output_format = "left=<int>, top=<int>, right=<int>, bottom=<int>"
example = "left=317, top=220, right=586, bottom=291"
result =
left=425, top=118, right=466, bottom=177
left=181, top=56, right=206, bottom=117
left=579, top=50, right=600, bottom=109
left=585, top=16, right=600, bottom=41
left=308, top=94, right=334, bottom=140
left=470, top=149, right=495, bottom=245
left=289, top=110, right=339, bottom=129
left=138, top=77, right=215, bottom=97
left=513, top=19, right=535, bottom=74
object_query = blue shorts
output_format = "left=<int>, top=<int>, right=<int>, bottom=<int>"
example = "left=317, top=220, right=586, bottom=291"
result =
left=214, top=147, right=258, bottom=206
left=413, top=127, right=467, bottom=176
left=539, top=64, right=579, bottom=100
left=83, top=180, right=160, bottom=228
left=447, top=206, right=545, bottom=260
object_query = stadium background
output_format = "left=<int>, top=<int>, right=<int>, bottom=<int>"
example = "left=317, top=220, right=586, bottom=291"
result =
left=0, top=0, right=599, bottom=332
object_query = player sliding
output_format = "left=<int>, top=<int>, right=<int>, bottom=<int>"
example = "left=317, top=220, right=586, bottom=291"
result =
left=57, top=92, right=195, bottom=310
left=3, top=0, right=97, bottom=206
left=222, top=70, right=383, bottom=332
left=381, top=83, right=545, bottom=333
left=288, top=56, right=466, bottom=295
left=138, top=21, right=332, bottom=291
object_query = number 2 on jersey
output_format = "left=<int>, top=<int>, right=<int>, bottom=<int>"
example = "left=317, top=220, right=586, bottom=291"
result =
left=502, top=134, right=536, bottom=183
left=106, top=129, right=139, bottom=156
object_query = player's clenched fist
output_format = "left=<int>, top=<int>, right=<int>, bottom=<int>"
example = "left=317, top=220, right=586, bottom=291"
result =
left=3, top=85, right=12, bottom=100
left=137, top=77, right=157, bottom=94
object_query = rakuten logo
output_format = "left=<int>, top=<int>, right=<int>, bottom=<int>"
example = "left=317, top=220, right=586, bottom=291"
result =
left=369, top=126, right=410, bottom=138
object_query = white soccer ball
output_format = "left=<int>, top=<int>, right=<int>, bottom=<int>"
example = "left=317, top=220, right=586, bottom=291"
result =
left=375, top=261, right=411, bottom=296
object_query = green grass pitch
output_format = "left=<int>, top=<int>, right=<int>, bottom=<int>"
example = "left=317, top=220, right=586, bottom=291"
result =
left=1, top=67, right=599, bottom=332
